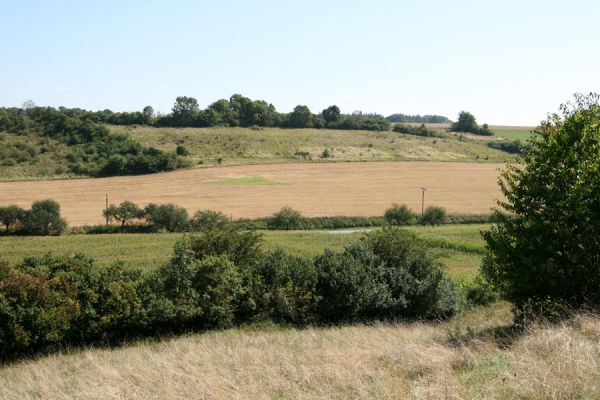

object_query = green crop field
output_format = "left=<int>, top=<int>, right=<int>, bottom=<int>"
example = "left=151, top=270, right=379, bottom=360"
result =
left=0, top=224, right=488, bottom=278
left=490, top=125, right=534, bottom=141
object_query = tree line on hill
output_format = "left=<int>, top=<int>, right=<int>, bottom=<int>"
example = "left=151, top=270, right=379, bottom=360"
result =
left=0, top=105, right=189, bottom=177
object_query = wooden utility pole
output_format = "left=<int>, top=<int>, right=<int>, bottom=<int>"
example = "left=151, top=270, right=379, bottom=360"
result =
left=421, top=187, right=427, bottom=215
left=105, top=194, right=109, bottom=226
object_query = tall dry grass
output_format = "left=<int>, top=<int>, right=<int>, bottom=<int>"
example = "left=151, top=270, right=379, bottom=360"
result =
left=1, top=303, right=599, bottom=399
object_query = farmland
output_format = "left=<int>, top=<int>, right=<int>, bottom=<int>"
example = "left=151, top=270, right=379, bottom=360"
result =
left=0, top=161, right=503, bottom=226
left=0, top=224, right=488, bottom=277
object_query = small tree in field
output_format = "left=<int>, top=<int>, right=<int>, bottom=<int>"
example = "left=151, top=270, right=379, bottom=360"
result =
left=268, top=207, right=304, bottom=230
left=0, top=205, right=25, bottom=233
left=384, top=203, right=416, bottom=226
left=419, top=206, right=446, bottom=226
left=190, top=209, right=230, bottom=231
left=21, top=199, right=67, bottom=235
left=482, top=94, right=600, bottom=312
left=144, top=203, right=189, bottom=232
left=103, top=201, right=144, bottom=228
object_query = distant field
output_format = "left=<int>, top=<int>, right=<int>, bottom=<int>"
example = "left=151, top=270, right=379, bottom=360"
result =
left=490, top=125, right=534, bottom=141
left=0, top=224, right=488, bottom=277
left=0, top=161, right=504, bottom=226
left=115, top=125, right=513, bottom=167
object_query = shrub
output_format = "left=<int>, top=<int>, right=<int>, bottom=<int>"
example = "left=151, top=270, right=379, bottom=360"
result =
left=487, top=139, right=525, bottom=154
left=482, top=94, right=600, bottom=312
left=246, top=250, right=318, bottom=324
left=188, top=225, right=264, bottom=268
left=144, top=203, right=189, bottom=232
left=175, top=145, right=189, bottom=156
left=384, top=203, right=416, bottom=226
left=393, top=123, right=440, bottom=137
left=419, top=206, right=447, bottom=226
left=190, top=209, right=230, bottom=231
left=364, top=228, right=459, bottom=318
left=321, top=148, right=332, bottom=158
left=20, top=199, right=67, bottom=235
left=268, top=207, right=304, bottom=230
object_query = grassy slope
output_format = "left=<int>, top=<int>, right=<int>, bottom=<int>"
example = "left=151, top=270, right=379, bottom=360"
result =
left=115, top=125, right=513, bottom=167
left=0, top=132, right=72, bottom=180
left=2, top=302, right=599, bottom=399
left=0, top=224, right=488, bottom=277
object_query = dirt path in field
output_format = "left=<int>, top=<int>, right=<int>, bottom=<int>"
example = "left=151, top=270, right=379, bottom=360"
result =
left=0, top=162, right=505, bottom=226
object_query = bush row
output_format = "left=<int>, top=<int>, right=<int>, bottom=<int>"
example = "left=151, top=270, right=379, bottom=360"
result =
left=0, top=227, right=466, bottom=361
left=0, top=200, right=67, bottom=236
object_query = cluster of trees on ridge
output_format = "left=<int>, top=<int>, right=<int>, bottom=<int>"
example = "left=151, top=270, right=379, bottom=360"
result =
left=0, top=104, right=189, bottom=177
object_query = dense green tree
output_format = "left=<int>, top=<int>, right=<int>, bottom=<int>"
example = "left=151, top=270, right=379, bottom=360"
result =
left=144, top=203, right=189, bottom=232
left=190, top=209, right=230, bottom=231
left=451, top=111, right=478, bottom=133
left=482, top=94, right=600, bottom=310
left=21, top=199, right=67, bottom=235
left=0, top=205, right=26, bottom=233
left=419, top=206, right=447, bottom=226
left=172, top=96, right=200, bottom=126
left=322, top=105, right=341, bottom=124
left=384, top=203, right=416, bottom=226
left=268, top=207, right=303, bottom=230
left=103, top=201, right=145, bottom=228
left=287, top=105, right=313, bottom=128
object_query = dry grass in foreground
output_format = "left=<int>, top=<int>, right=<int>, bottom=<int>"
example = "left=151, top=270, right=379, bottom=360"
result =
left=2, top=302, right=599, bottom=399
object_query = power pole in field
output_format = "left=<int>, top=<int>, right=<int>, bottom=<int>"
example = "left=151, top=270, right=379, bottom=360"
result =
left=420, top=187, right=427, bottom=215
left=105, top=194, right=109, bottom=226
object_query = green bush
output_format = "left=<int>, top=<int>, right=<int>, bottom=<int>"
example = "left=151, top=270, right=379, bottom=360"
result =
left=190, top=209, right=230, bottom=231
left=0, top=225, right=461, bottom=361
left=384, top=203, right=416, bottom=226
left=245, top=250, right=318, bottom=324
left=268, top=207, right=304, bottom=230
left=144, top=203, right=189, bottom=232
left=419, top=206, right=447, bottom=226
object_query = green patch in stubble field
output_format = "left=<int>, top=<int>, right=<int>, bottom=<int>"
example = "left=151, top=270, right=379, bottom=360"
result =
left=208, top=176, right=282, bottom=185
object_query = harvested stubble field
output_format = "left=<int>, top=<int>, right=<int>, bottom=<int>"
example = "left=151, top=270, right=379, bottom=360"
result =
left=2, top=303, right=599, bottom=399
left=0, top=161, right=504, bottom=226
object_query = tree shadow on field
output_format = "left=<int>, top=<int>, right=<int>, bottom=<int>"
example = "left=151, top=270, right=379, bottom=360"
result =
left=446, top=323, right=524, bottom=350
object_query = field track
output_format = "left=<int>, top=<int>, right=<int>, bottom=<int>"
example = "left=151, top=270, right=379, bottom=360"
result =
left=0, top=162, right=504, bottom=226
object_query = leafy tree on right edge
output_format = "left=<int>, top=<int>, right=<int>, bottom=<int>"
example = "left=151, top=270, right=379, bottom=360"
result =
left=482, top=93, right=600, bottom=315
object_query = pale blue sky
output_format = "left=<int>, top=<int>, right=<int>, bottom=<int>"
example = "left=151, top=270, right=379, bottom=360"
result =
left=2, top=0, right=599, bottom=125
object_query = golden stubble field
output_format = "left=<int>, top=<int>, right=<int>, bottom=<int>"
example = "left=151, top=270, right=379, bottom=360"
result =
left=0, top=161, right=505, bottom=226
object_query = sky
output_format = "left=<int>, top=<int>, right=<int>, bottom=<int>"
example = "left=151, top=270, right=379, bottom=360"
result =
left=1, top=0, right=599, bottom=125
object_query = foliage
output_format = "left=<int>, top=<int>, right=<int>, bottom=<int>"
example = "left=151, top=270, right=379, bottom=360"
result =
left=450, top=111, right=492, bottom=135
left=487, top=139, right=525, bottom=154
left=0, top=205, right=26, bottom=233
left=103, top=201, right=145, bottom=228
left=419, top=206, right=447, bottom=226
left=268, top=207, right=304, bottom=230
left=315, top=228, right=459, bottom=321
left=144, top=203, right=189, bottom=232
left=393, top=123, right=441, bottom=137
left=384, top=203, right=416, bottom=226
left=190, top=209, right=231, bottom=231
left=0, top=106, right=186, bottom=177
left=20, top=199, right=67, bottom=236
left=482, top=93, right=600, bottom=311
left=386, top=113, right=450, bottom=124
left=322, top=105, right=341, bottom=124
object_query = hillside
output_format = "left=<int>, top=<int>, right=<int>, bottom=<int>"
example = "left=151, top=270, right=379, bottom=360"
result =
left=2, top=303, right=598, bottom=399
left=117, top=125, right=515, bottom=167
